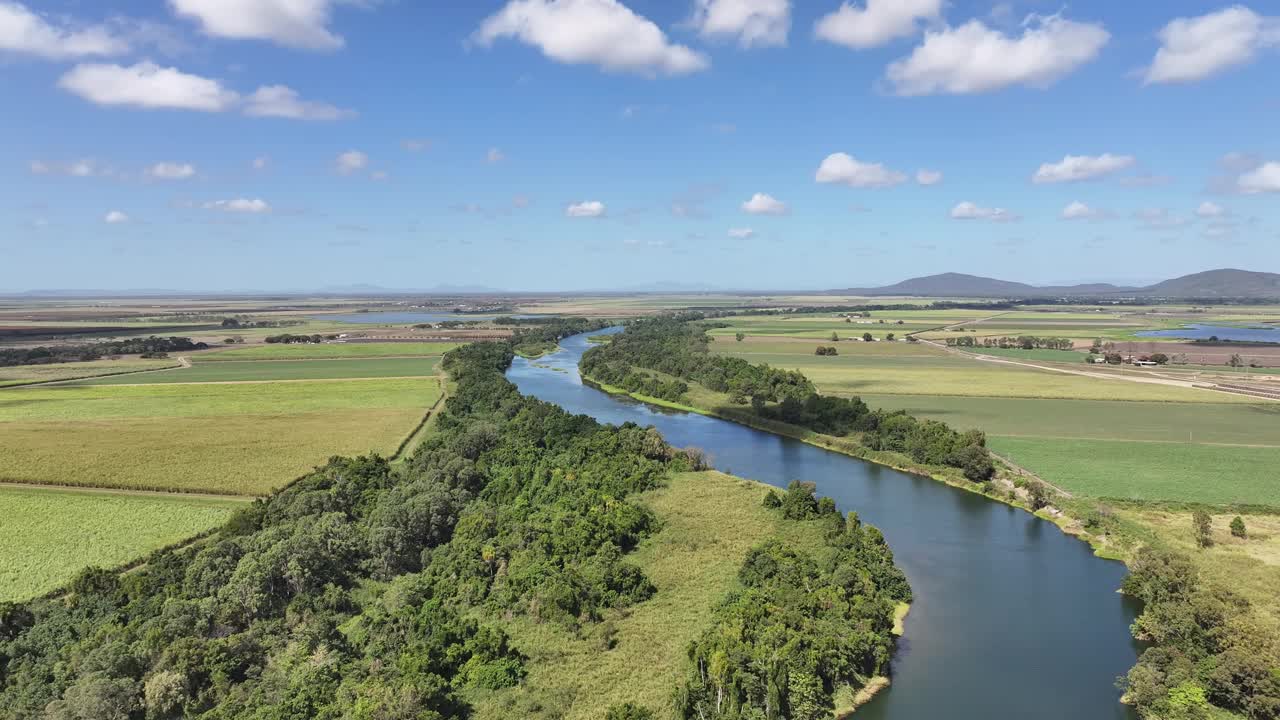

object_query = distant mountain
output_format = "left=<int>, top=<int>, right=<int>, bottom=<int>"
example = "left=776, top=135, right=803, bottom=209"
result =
left=836, top=269, right=1279, bottom=299
left=1137, top=269, right=1280, bottom=299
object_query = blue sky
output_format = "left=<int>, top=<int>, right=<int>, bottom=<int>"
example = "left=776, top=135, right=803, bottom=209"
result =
left=2, top=0, right=1279, bottom=292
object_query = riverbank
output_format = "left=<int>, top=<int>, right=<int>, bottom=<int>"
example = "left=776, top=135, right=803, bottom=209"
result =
left=581, top=372, right=1126, bottom=554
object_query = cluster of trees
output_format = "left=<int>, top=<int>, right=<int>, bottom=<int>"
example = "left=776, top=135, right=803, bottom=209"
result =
left=945, top=335, right=1075, bottom=350
left=581, top=315, right=814, bottom=405
left=583, top=316, right=996, bottom=482
left=415, top=320, right=480, bottom=329
left=677, top=481, right=910, bottom=719
left=508, top=317, right=612, bottom=357
left=1121, top=547, right=1280, bottom=719
left=0, top=337, right=705, bottom=719
left=219, top=317, right=299, bottom=329
left=263, top=333, right=336, bottom=344
left=728, top=301, right=1016, bottom=316
left=0, top=336, right=208, bottom=367
left=814, top=346, right=839, bottom=356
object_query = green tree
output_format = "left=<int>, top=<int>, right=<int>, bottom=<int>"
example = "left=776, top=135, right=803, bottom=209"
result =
left=1230, top=516, right=1247, bottom=539
left=735, top=332, right=745, bottom=342
left=830, top=332, right=839, bottom=342
left=1193, top=510, right=1213, bottom=548
left=862, top=332, right=873, bottom=342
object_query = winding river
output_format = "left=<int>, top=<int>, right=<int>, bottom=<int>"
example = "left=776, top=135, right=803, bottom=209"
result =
left=507, top=329, right=1143, bottom=719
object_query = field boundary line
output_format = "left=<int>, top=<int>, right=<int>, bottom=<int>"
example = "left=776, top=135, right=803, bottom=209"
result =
left=0, top=480, right=252, bottom=502
left=0, top=361, right=184, bottom=389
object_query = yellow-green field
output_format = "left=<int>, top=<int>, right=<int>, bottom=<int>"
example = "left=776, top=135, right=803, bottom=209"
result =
left=198, top=341, right=459, bottom=361
left=468, top=471, right=827, bottom=720
left=0, top=378, right=441, bottom=494
left=0, top=358, right=179, bottom=387
left=0, top=485, right=247, bottom=601
left=76, top=357, right=441, bottom=385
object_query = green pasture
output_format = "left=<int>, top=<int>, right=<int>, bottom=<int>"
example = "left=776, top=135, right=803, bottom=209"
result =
left=198, top=341, right=459, bottom=361
left=75, top=357, right=441, bottom=385
left=859, top=394, right=1280, bottom=446
left=956, top=347, right=1092, bottom=362
left=988, top=437, right=1280, bottom=507
left=0, top=358, right=179, bottom=387
left=0, top=485, right=245, bottom=601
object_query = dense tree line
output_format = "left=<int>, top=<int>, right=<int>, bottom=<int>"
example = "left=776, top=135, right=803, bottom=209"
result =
left=945, top=335, right=1075, bottom=350
left=263, top=333, right=335, bottom=344
left=720, top=301, right=1017, bottom=316
left=0, top=338, right=706, bottom=719
left=582, top=317, right=995, bottom=481
left=678, top=481, right=910, bottom=719
left=219, top=317, right=300, bottom=329
left=1120, top=547, right=1280, bottom=719
left=508, top=317, right=613, bottom=356
left=0, top=337, right=208, bottom=367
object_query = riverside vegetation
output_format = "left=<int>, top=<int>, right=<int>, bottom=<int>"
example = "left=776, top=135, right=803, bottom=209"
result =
left=580, top=315, right=1280, bottom=720
left=0, top=335, right=907, bottom=719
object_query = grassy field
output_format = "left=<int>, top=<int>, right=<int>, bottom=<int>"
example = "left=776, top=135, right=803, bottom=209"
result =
left=716, top=346, right=1246, bottom=402
left=859, top=394, right=1280, bottom=445
left=75, top=357, right=441, bottom=385
left=0, top=358, right=179, bottom=387
left=989, top=437, right=1280, bottom=506
left=1113, top=507, right=1280, bottom=627
left=198, top=341, right=459, bottom=361
left=468, top=471, right=828, bottom=720
left=0, top=379, right=441, bottom=494
left=0, top=485, right=246, bottom=601
left=956, top=347, right=1092, bottom=363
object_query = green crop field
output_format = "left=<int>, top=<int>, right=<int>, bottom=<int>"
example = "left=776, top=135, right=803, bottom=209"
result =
left=988, top=437, right=1280, bottom=506
left=0, top=485, right=246, bottom=601
left=715, top=347, right=1246, bottom=402
left=468, top=471, right=827, bottom=720
left=859, top=394, right=1280, bottom=446
left=956, top=347, right=1093, bottom=362
left=75, top=357, right=441, bottom=385
left=198, top=341, right=459, bottom=361
left=0, top=358, right=179, bottom=387
left=0, top=378, right=441, bottom=494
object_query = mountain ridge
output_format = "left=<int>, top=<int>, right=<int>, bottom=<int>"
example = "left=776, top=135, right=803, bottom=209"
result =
left=835, top=269, right=1279, bottom=299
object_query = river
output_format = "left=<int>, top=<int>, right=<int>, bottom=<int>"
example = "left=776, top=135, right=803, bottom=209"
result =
left=507, top=328, right=1143, bottom=719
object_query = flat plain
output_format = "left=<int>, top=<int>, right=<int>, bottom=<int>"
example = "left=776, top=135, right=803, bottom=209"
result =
left=0, top=485, right=246, bottom=601
left=75, top=356, right=441, bottom=384
left=0, top=358, right=179, bottom=387
left=198, top=341, right=460, bottom=361
left=0, top=378, right=441, bottom=494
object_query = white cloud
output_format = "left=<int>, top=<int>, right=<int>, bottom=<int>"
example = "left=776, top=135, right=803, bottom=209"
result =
left=1032, top=153, right=1135, bottom=184
left=103, top=210, right=129, bottom=224
left=950, top=201, right=1018, bottom=222
left=473, top=0, right=709, bottom=76
left=57, top=62, right=351, bottom=120
left=1238, top=162, right=1280, bottom=193
left=203, top=198, right=271, bottom=213
left=915, top=169, right=943, bottom=186
left=886, top=14, right=1109, bottom=96
left=29, top=159, right=102, bottom=177
left=815, top=0, right=942, bottom=50
left=58, top=62, right=240, bottom=112
left=252, top=156, right=269, bottom=170
left=243, top=85, right=353, bottom=120
left=1196, top=201, right=1226, bottom=217
left=0, top=0, right=129, bottom=59
left=1061, top=201, right=1099, bottom=220
left=486, top=148, right=506, bottom=164
left=728, top=227, right=756, bottom=239
left=815, top=153, right=907, bottom=188
left=741, top=192, right=788, bottom=215
left=169, top=0, right=347, bottom=50
left=1145, top=6, right=1280, bottom=84
left=691, top=0, right=790, bottom=48
left=566, top=200, right=606, bottom=217
left=336, top=150, right=368, bottom=175
left=146, top=162, right=196, bottom=180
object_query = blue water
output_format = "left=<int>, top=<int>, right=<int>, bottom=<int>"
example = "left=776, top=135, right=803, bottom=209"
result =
left=508, top=328, right=1142, bottom=720
left=1138, top=323, right=1280, bottom=342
